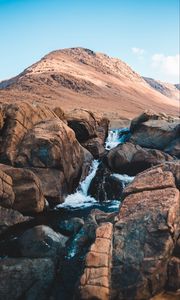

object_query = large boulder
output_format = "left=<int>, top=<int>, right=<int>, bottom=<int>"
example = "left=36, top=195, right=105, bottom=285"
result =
left=0, top=257, right=55, bottom=300
left=0, top=102, right=58, bottom=165
left=15, top=119, right=84, bottom=196
left=18, top=225, right=68, bottom=258
left=67, top=109, right=109, bottom=158
left=88, top=163, right=123, bottom=201
left=0, top=164, right=45, bottom=213
left=0, top=169, right=14, bottom=208
left=130, top=111, right=180, bottom=154
left=112, top=166, right=180, bottom=299
left=106, top=142, right=173, bottom=176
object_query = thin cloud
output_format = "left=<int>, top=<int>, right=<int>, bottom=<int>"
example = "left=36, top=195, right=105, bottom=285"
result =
left=132, top=47, right=145, bottom=56
left=151, top=53, right=179, bottom=77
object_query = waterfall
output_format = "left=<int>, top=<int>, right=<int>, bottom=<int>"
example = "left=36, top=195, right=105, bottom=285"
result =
left=57, top=128, right=132, bottom=210
left=105, top=128, right=130, bottom=150
left=57, top=160, right=99, bottom=209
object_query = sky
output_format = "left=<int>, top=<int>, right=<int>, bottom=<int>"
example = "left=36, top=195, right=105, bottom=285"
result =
left=0, top=0, right=179, bottom=83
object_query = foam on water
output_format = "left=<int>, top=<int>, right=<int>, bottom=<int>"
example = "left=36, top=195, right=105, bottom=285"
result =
left=111, top=173, right=134, bottom=187
left=57, top=160, right=99, bottom=209
left=105, top=128, right=130, bottom=150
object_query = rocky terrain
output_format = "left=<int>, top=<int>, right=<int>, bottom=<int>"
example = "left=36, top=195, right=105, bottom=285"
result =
left=0, top=101, right=179, bottom=300
left=0, top=48, right=178, bottom=125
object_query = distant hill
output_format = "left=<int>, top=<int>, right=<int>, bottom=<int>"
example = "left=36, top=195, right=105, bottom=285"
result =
left=0, top=47, right=178, bottom=120
left=143, top=77, right=179, bottom=102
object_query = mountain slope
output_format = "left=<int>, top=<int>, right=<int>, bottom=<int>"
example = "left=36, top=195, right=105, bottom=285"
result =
left=143, top=77, right=179, bottom=102
left=0, top=47, right=178, bottom=120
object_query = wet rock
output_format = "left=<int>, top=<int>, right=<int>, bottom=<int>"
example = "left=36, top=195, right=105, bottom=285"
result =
left=112, top=166, right=180, bottom=299
left=76, top=223, right=113, bottom=300
left=106, top=142, right=173, bottom=176
left=18, top=225, right=68, bottom=258
left=79, top=148, right=93, bottom=182
left=88, top=163, right=123, bottom=201
left=130, top=110, right=179, bottom=151
left=0, top=164, right=45, bottom=213
left=167, top=257, right=180, bottom=291
left=0, top=206, right=31, bottom=235
left=0, top=169, right=14, bottom=208
left=58, top=217, right=84, bottom=236
left=0, top=257, right=55, bottom=300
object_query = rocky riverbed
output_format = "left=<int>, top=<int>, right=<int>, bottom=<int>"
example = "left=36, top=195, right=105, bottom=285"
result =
left=0, top=103, right=179, bottom=300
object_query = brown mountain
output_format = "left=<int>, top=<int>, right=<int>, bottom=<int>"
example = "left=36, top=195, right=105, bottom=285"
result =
left=0, top=47, right=178, bottom=121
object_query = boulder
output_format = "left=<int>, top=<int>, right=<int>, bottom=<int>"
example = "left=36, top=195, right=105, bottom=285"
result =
left=0, top=206, right=31, bottom=235
left=112, top=166, right=180, bottom=299
left=16, top=119, right=84, bottom=196
left=0, top=164, right=45, bottom=213
left=139, top=161, right=180, bottom=190
left=18, top=225, right=68, bottom=258
left=0, top=257, right=55, bottom=300
left=0, top=169, right=14, bottom=208
left=67, top=109, right=99, bottom=142
left=130, top=111, right=180, bottom=152
left=67, top=109, right=109, bottom=158
left=88, top=163, right=123, bottom=201
left=28, top=167, right=67, bottom=205
left=106, top=142, right=173, bottom=176
left=0, top=102, right=57, bottom=164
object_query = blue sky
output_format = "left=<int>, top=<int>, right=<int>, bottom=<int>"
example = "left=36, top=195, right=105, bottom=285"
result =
left=0, top=0, right=179, bottom=83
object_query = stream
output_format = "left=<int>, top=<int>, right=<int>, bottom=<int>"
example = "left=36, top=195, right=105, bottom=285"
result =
left=0, top=127, right=133, bottom=300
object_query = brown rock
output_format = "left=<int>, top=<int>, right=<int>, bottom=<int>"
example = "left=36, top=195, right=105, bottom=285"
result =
left=0, top=169, right=14, bottom=208
left=0, top=102, right=57, bottom=164
left=0, top=164, right=45, bottom=213
left=77, top=223, right=113, bottom=300
left=67, top=109, right=109, bottom=158
left=130, top=111, right=179, bottom=151
left=28, top=167, right=67, bottom=205
left=112, top=169, right=180, bottom=300
left=0, top=206, right=31, bottom=235
left=106, top=142, right=173, bottom=176
left=123, top=167, right=176, bottom=197
left=16, top=119, right=84, bottom=193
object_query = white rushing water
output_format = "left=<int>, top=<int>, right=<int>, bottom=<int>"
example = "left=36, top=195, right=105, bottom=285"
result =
left=105, top=128, right=129, bottom=150
left=57, top=160, right=99, bottom=209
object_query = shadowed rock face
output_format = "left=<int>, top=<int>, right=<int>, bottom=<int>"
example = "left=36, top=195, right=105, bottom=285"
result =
left=0, top=164, right=45, bottom=213
left=0, top=258, right=55, bottom=300
left=106, top=142, right=173, bottom=176
left=88, top=163, right=123, bottom=201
